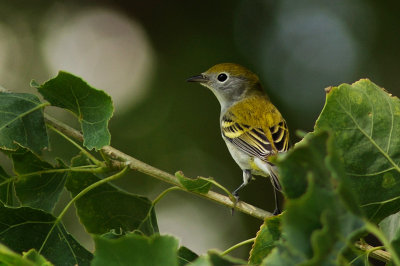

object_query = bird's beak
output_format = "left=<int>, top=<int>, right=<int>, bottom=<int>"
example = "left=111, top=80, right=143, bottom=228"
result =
left=186, top=74, right=208, bottom=83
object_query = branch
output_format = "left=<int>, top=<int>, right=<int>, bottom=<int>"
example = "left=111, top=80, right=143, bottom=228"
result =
left=44, top=113, right=272, bottom=220
left=356, top=241, right=391, bottom=264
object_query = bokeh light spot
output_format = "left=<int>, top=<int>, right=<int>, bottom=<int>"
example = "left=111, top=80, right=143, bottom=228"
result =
left=41, top=7, right=155, bottom=112
left=0, top=23, right=24, bottom=90
left=262, top=7, right=358, bottom=109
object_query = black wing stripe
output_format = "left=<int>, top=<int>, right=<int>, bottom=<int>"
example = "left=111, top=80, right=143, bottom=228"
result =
left=272, top=127, right=284, bottom=142
left=221, top=115, right=289, bottom=160
left=271, top=125, right=279, bottom=134
left=272, top=122, right=289, bottom=152
left=227, top=135, right=271, bottom=158
left=230, top=138, right=258, bottom=157
left=252, top=128, right=269, bottom=143
left=274, top=135, right=285, bottom=151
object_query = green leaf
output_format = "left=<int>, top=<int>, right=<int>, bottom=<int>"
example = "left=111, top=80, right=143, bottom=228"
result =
left=379, top=211, right=400, bottom=242
left=263, top=131, right=365, bottom=265
left=315, top=79, right=400, bottom=223
left=261, top=245, right=303, bottom=266
left=32, top=71, right=113, bottom=150
left=22, top=249, right=53, bottom=266
left=0, top=165, right=13, bottom=206
left=11, top=149, right=66, bottom=212
left=0, top=92, right=48, bottom=154
left=190, top=251, right=247, bottom=266
left=249, top=215, right=281, bottom=264
left=391, top=227, right=400, bottom=262
left=177, top=246, right=198, bottom=266
left=0, top=243, right=36, bottom=266
left=0, top=204, right=92, bottom=265
left=338, top=247, right=366, bottom=266
left=175, top=171, right=212, bottom=194
left=381, top=212, right=400, bottom=263
left=65, top=154, right=158, bottom=235
left=91, top=233, right=179, bottom=266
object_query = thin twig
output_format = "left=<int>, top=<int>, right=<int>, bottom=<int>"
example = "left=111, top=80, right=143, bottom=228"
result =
left=44, top=113, right=272, bottom=220
left=355, top=241, right=391, bottom=264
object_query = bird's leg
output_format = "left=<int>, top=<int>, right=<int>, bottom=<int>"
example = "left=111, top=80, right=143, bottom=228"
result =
left=232, top=169, right=252, bottom=202
left=231, top=169, right=252, bottom=215
left=272, top=187, right=282, bottom=215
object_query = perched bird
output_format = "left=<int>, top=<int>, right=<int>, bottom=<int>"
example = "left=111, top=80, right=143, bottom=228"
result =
left=187, top=63, right=289, bottom=214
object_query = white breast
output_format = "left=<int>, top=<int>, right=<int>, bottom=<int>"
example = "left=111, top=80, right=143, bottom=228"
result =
left=223, top=137, right=269, bottom=178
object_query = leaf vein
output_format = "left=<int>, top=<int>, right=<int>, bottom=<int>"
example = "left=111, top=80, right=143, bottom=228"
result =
left=346, top=167, right=396, bottom=177
left=0, top=102, right=48, bottom=131
left=70, top=86, right=82, bottom=120
left=336, top=99, right=400, bottom=174
left=57, top=224, right=79, bottom=265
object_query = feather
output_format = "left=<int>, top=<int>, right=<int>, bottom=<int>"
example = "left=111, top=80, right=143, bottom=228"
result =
left=221, top=112, right=289, bottom=161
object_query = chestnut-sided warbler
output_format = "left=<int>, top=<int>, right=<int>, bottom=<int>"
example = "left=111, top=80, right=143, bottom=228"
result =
left=187, top=63, right=289, bottom=214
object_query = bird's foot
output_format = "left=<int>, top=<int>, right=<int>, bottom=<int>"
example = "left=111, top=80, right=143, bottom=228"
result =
left=230, top=191, right=240, bottom=215
left=272, top=207, right=282, bottom=216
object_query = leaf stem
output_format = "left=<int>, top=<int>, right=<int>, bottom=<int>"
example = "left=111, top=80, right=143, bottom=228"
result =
left=0, top=177, right=16, bottom=187
left=199, top=177, right=235, bottom=202
left=220, top=237, right=256, bottom=256
left=100, top=150, right=111, bottom=165
left=47, top=124, right=104, bottom=167
left=38, top=165, right=129, bottom=253
left=0, top=166, right=103, bottom=187
left=152, top=186, right=184, bottom=205
left=17, top=166, right=103, bottom=177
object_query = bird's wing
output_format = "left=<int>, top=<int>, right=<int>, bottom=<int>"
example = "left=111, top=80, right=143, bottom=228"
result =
left=221, top=114, right=289, bottom=161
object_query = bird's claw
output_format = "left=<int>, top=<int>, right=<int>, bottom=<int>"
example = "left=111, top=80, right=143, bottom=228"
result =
left=230, top=192, right=240, bottom=215
left=272, top=207, right=282, bottom=216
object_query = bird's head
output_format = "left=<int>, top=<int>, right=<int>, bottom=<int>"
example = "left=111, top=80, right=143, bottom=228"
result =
left=187, top=63, right=262, bottom=109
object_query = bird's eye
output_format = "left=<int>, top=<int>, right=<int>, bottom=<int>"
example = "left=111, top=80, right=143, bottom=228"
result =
left=217, top=73, right=228, bottom=82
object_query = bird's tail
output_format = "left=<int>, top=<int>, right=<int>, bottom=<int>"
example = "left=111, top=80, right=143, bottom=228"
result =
left=254, top=158, right=282, bottom=191
left=268, top=164, right=282, bottom=191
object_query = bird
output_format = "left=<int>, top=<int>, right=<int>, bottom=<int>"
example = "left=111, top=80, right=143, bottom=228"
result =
left=187, top=63, right=289, bottom=215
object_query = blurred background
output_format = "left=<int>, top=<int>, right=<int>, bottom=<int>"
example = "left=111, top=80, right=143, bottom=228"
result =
left=0, top=0, right=399, bottom=260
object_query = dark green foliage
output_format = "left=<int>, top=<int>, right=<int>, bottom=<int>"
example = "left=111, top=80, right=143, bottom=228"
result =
left=175, top=171, right=212, bottom=193
left=0, top=92, right=48, bottom=154
left=65, top=154, right=159, bottom=236
left=11, top=149, right=66, bottom=212
left=262, top=132, right=365, bottom=265
left=249, top=215, right=281, bottom=264
left=178, top=246, right=199, bottom=266
left=91, top=234, right=179, bottom=266
left=0, top=205, right=92, bottom=265
left=315, top=80, right=400, bottom=223
left=32, top=71, right=113, bottom=150
left=0, top=166, right=13, bottom=205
